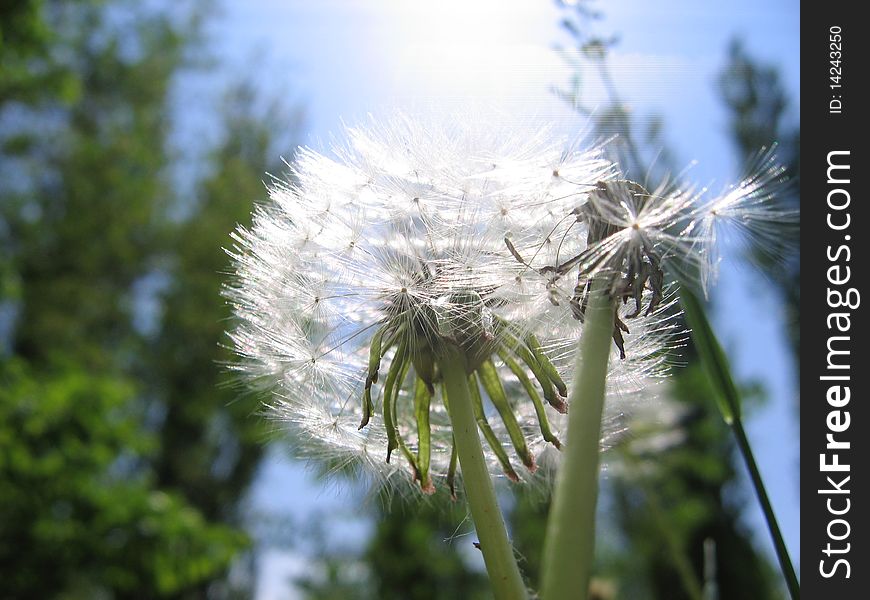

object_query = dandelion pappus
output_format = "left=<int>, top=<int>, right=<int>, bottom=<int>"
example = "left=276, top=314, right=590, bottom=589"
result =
left=506, top=180, right=666, bottom=359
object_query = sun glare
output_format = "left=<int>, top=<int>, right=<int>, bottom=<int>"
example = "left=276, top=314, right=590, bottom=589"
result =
left=381, top=0, right=562, bottom=111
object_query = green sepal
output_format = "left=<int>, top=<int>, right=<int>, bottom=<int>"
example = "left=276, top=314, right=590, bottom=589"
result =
left=497, top=347, right=561, bottom=449
left=468, top=372, right=520, bottom=482
left=526, top=332, right=568, bottom=398
left=382, top=338, right=408, bottom=462
left=367, top=326, right=386, bottom=384
left=413, top=376, right=435, bottom=493
left=359, top=326, right=389, bottom=430
left=477, top=359, right=536, bottom=472
left=393, top=359, right=422, bottom=485
left=359, top=386, right=373, bottom=431
left=410, top=345, right=436, bottom=395
left=380, top=325, right=403, bottom=358
left=498, top=323, right=567, bottom=414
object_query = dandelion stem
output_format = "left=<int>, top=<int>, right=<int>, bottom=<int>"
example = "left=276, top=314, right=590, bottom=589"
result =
left=441, top=346, right=528, bottom=600
left=541, top=287, right=614, bottom=600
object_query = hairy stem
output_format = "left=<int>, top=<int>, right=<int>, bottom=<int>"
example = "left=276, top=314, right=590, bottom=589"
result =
left=541, top=288, right=614, bottom=600
left=440, top=346, right=528, bottom=600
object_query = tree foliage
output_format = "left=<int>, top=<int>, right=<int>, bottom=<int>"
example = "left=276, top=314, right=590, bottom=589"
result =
left=0, top=360, right=247, bottom=597
left=1, top=1, right=296, bottom=596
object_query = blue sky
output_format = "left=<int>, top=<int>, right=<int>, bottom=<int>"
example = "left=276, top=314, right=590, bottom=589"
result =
left=193, top=1, right=800, bottom=596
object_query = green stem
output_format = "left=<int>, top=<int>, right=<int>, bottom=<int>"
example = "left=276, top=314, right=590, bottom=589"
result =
left=440, top=346, right=528, bottom=600
left=541, top=288, right=614, bottom=600
left=681, top=288, right=799, bottom=599
left=731, top=416, right=800, bottom=599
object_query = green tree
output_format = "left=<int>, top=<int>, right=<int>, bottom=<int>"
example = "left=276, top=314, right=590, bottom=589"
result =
left=0, top=360, right=246, bottom=598
left=609, top=367, right=783, bottom=599
left=1, top=1, right=296, bottom=596
left=147, top=81, right=295, bottom=525
left=0, top=0, right=79, bottom=104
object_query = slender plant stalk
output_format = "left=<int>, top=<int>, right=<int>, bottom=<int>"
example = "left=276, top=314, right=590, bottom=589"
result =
left=440, top=346, right=528, bottom=600
left=540, top=288, right=614, bottom=600
left=731, top=416, right=800, bottom=599
left=681, top=288, right=799, bottom=599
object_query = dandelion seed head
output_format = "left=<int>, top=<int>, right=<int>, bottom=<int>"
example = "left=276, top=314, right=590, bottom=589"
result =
left=225, top=115, right=680, bottom=496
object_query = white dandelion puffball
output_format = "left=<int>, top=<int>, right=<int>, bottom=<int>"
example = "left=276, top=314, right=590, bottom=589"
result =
left=225, top=115, right=683, bottom=496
